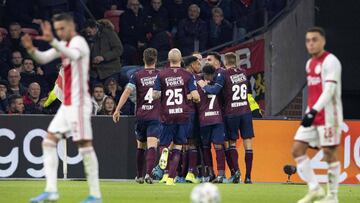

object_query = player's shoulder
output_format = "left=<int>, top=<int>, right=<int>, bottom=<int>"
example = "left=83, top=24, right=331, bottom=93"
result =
left=323, top=52, right=341, bottom=69
left=71, top=35, right=87, bottom=44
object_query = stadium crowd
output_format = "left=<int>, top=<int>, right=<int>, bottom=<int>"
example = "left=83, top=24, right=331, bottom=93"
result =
left=0, top=0, right=286, bottom=115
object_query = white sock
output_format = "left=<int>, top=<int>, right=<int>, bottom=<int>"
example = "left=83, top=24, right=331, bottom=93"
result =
left=295, top=155, right=319, bottom=191
left=43, top=139, right=58, bottom=193
left=79, top=147, right=101, bottom=198
left=327, top=161, right=340, bottom=197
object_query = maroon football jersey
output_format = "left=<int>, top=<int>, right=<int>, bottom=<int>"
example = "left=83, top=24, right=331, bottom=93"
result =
left=222, top=67, right=251, bottom=116
left=196, top=77, right=223, bottom=126
left=129, top=68, right=161, bottom=120
left=154, top=67, right=197, bottom=124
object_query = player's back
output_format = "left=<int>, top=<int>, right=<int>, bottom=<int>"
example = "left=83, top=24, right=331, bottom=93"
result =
left=61, top=35, right=91, bottom=108
left=197, top=76, right=223, bottom=126
left=222, top=67, right=251, bottom=116
left=133, top=68, right=161, bottom=120
left=157, top=67, right=196, bottom=124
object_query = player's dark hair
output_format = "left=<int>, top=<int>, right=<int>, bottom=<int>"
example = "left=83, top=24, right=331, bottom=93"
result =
left=22, top=57, right=34, bottom=64
left=52, top=13, right=74, bottom=23
left=207, top=52, right=221, bottom=63
left=9, top=22, right=21, bottom=28
left=224, top=52, right=237, bottom=66
left=184, top=56, right=198, bottom=67
left=202, top=64, right=215, bottom=75
left=84, top=19, right=98, bottom=29
left=92, top=83, right=105, bottom=92
left=143, top=48, right=158, bottom=65
left=307, top=27, right=326, bottom=38
left=8, top=94, right=22, bottom=105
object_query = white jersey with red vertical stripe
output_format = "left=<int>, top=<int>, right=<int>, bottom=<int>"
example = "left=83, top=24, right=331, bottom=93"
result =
left=306, top=51, right=343, bottom=127
left=59, top=36, right=91, bottom=108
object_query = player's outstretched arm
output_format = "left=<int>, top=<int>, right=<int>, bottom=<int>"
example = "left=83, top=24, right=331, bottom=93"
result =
left=113, top=86, right=133, bottom=123
left=22, top=34, right=60, bottom=64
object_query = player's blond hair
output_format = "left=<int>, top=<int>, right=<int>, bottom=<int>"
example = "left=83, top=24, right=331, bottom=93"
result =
left=168, top=48, right=182, bottom=64
left=224, top=52, right=237, bottom=66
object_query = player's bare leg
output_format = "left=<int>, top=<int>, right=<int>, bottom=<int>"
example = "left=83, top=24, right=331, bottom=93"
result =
left=212, top=144, right=226, bottom=183
left=144, top=137, right=158, bottom=184
left=243, top=138, right=253, bottom=184
left=292, top=141, right=324, bottom=203
left=166, top=144, right=183, bottom=185
left=225, top=140, right=241, bottom=183
left=136, top=141, right=147, bottom=184
left=77, top=141, right=101, bottom=203
left=30, top=133, right=60, bottom=203
left=314, top=146, right=340, bottom=203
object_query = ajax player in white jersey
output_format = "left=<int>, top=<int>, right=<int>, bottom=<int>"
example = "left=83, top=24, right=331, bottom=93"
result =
left=292, top=27, right=343, bottom=203
left=22, top=13, right=102, bottom=203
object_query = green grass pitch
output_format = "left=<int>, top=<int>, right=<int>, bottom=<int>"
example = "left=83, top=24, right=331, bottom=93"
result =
left=0, top=180, right=359, bottom=203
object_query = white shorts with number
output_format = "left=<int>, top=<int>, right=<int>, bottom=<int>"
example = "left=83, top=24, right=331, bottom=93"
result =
left=294, top=125, right=341, bottom=148
left=48, top=105, right=93, bottom=142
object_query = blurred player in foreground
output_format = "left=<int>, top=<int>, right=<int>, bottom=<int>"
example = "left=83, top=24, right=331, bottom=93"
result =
left=113, top=48, right=160, bottom=184
left=292, top=27, right=343, bottom=203
left=153, top=48, right=200, bottom=185
left=22, top=14, right=101, bottom=203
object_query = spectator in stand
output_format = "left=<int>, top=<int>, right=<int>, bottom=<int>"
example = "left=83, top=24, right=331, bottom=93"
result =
left=7, top=94, right=25, bottom=114
left=88, top=0, right=127, bottom=19
left=120, top=0, right=147, bottom=65
left=104, top=77, right=122, bottom=102
left=7, top=69, right=27, bottom=96
left=8, top=23, right=26, bottom=54
left=231, top=0, right=266, bottom=40
left=23, top=82, right=46, bottom=114
left=0, top=80, right=9, bottom=113
left=165, top=0, right=191, bottom=34
left=92, top=83, right=108, bottom=115
left=98, top=96, right=116, bottom=115
left=177, top=4, right=207, bottom=56
left=0, top=32, right=11, bottom=79
left=20, top=58, right=49, bottom=96
left=11, top=51, right=23, bottom=72
left=37, top=0, right=69, bottom=21
left=84, top=20, right=123, bottom=86
left=208, top=7, right=233, bottom=48
left=144, top=0, right=171, bottom=61
left=199, top=0, right=232, bottom=21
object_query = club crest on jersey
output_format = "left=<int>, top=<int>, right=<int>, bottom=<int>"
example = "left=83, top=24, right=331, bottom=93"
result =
left=315, top=64, right=322, bottom=75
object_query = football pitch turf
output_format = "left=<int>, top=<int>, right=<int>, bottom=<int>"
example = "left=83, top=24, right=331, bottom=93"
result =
left=0, top=180, right=359, bottom=203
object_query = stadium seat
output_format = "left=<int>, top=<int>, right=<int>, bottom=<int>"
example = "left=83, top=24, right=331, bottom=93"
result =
left=0, top=27, right=8, bottom=37
left=104, top=10, right=124, bottom=33
left=21, top=28, right=39, bottom=37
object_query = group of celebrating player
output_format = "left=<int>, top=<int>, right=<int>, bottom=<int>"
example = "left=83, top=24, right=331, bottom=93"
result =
left=113, top=47, right=257, bottom=186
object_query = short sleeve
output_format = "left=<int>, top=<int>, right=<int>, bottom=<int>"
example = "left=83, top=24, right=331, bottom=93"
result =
left=126, top=74, right=136, bottom=90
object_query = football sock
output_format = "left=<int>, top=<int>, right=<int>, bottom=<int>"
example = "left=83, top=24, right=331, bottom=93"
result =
left=203, top=147, right=213, bottom=172
left=168, top=149, right=181, bottom=178
left=225, top=148, right=235, bottom=175
left=181, top=150, right=189, bottom=177
left=146, top=147, right=157, bottom=175
left=327, top=161, right=340, bottom=196
left=79, top=147, right=101, bottom=198
left=43, top=139, right=58, bottom=193
left=136, top=148, right=145, bottom=178
left=215, top=148, right=225, bottom=176
left=229, top=146, right=239, bottom=171
left=245, top=149, right=253, bottom=179
left=188, top=149, right=198, bottom=173
left=295, top=155, right=319, bottom=191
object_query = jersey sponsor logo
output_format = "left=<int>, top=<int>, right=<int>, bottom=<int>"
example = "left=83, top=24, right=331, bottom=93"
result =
left=231, top=101, right=248, bottom=108
left=205, top=111, right=220, bottom=117
left=165, top=77, right=184, bottom=87
left=230, top=73, right=247, bottom=84
left=140, top=76, right=157, bottom=86
left=169, top=107, right=183, bottom=114
left=307, top=76, right=321, bottom=86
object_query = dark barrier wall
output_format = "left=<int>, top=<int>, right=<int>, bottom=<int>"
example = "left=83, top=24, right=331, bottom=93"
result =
left=0, top=115, right=137, bottom=179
